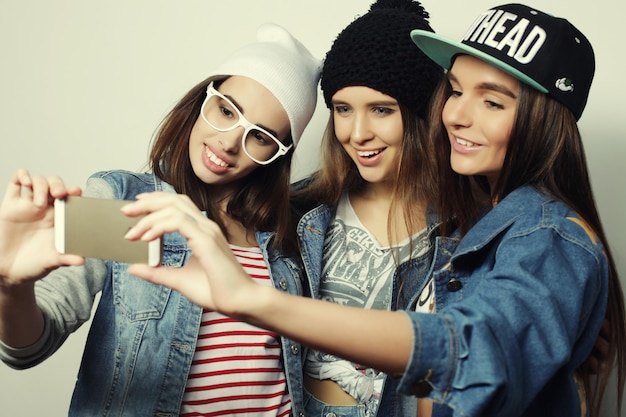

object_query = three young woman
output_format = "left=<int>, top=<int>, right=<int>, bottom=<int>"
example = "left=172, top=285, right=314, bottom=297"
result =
left=122, top=3, right=625, bottom=417
left=0, top=23, right=320, bottom=416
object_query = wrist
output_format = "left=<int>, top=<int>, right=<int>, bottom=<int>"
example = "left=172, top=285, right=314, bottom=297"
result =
left=0, top=281, right=43, bottom=347
left=233, top=284, right=280, bottom=327
left=0, top=279, right=36, bottom=299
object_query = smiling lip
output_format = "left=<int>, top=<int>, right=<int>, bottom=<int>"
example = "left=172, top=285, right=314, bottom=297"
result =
left=451, top=135, right=481, bottom=154
left=355, top=147, right=385, bottom=166
left=203, top=145, right=233, bottom=173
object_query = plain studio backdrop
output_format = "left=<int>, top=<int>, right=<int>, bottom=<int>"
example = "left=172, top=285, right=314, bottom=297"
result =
left=0, top=0, right=624, bottom=415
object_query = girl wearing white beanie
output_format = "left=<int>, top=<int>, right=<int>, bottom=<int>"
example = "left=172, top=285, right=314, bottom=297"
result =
left=0, top=23, right=320, bottom=416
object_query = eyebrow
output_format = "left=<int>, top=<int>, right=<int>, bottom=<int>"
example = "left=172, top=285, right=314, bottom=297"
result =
left=331, top=99, right=400, bottom=107
left=223, top=93, right=280, bottom=138
left=447, top=72, right=517, bottom=99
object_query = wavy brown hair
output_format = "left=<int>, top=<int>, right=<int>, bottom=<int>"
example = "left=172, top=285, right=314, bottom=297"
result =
left=293, top=104, right=436, bottom=235
left=148, top=75, right=297, bottom=252
left=292, top=104, right=439, bottom=306
left=431, top=76, right=626, bottom=417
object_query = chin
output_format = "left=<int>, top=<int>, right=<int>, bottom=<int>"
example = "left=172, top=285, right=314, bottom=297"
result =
left=449, top=164, right=477, bottom=177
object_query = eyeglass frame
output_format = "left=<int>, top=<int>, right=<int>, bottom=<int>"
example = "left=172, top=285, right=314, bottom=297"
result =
left=199, top=82, right=293, bottom=165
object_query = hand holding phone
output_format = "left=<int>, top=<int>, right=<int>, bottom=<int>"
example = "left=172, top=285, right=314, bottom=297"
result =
left=54, top=196, right=162, bottom=266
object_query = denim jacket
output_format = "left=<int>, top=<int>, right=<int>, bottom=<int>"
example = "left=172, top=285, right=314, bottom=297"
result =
left=0, top=170, right=306, bottom=417
left=293, top=188, right=443, bottom=417
left=397, top=186, right=608, bottom=416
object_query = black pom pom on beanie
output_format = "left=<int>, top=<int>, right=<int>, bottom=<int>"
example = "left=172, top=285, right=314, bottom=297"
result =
left=321, top=0, right=443, bottom=118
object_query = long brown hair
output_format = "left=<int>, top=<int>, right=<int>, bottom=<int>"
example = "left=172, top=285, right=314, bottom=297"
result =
left=432, top=77, right=626, bottom=416
left=293, top=104, right=437, bottom=240
left=148, top=75, right=297, bottom=252
left=292, top=103, right=438, bottom=307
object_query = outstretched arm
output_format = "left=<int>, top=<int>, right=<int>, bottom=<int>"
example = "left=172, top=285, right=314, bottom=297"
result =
left=0, top=169, right=83, bottom=347
left=124, top=192, right=414, bottom=375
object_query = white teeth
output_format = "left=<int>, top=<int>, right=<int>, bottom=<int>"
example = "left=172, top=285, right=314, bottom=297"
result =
left=206, top=149, right=229, bottom=167
left=456, top=138, right=476, bottom=147
left=357, top=149, right=382, bottom=157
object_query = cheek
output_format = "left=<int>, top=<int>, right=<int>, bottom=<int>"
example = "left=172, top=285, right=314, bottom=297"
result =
left=384, top=122, right=404, bottom=146
left=373, top=115, right=404, bottom=145
left=333, top=117, right=352, bottom=143
left=487, top=127, right=511, bottom=169
left=240, top=162, right=260, bottom=176
left=489, top=119, right=513, bottom=153
left=189, top=117, right=208, bottom=142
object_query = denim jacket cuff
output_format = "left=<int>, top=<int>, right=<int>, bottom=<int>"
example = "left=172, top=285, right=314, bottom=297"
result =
left=397, top=311, right=457, bottom=401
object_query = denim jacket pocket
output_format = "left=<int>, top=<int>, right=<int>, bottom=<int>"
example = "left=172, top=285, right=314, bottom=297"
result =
left=112, top=243, right=187, bottom=320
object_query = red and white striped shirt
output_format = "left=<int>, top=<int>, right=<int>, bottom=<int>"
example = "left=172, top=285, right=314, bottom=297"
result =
left=180, top=245, right=290, bottom=417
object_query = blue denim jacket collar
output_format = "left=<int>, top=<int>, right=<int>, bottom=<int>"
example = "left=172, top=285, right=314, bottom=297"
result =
left=453, top=186, right=546, bottom=259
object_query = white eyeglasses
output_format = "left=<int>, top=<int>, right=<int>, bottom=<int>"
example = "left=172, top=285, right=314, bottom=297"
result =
left=199, top=82, right=292, bottom=165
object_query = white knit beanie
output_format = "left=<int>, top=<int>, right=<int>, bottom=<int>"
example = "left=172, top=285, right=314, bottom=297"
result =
left=207, top=23, right=321, bottom=147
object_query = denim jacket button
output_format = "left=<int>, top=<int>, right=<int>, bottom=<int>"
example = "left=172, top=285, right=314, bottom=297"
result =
left=290, top=344, right=299, bottom=354
left=279, top=278, right=288, bottom=290
left=446, top=279, right=463, bottom=292
left=325, top=413, right=337, bottom=417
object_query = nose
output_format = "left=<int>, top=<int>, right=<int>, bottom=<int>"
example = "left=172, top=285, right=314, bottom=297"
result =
left=350, top=112, right=374, bottom=144
left=442, top=96, right=471, bottom=129
left=218, top=127, right=243, bottom=153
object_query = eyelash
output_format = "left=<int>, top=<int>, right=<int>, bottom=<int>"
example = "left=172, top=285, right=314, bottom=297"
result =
left=333, top=106, right=395, bottom=115
left=220, top=105, right=235, bottom=118
left=372, top=107, right=394, bottom=115
left=448, top=88, right=505, bottom=110
left=486, top=100, right=504, bottom=110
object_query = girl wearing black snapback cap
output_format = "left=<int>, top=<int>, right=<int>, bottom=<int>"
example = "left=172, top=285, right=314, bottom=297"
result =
left=410, top=3, right=625, bottom=416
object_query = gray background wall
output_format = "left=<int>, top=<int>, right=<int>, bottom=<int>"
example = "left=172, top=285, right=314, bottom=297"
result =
left=0, top=0, right=624, bottom=415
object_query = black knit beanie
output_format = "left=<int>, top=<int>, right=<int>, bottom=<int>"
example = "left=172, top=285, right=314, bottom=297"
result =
left=321, top=0, right=443, bottom=118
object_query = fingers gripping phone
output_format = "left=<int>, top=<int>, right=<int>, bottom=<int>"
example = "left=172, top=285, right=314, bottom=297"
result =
left=54, top=196, right=162, bottom=266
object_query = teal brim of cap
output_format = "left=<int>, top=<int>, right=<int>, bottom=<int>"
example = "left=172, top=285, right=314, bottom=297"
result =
left=409, top=29, right=548, bottom=94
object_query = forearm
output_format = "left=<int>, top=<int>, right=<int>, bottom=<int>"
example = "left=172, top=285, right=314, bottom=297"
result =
left=0, top=282, right=44, bottom=348
left=239, top=285, right=414, bottom=375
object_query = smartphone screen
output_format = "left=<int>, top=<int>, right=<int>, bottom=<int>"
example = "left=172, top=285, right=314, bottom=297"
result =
left=54, top=196, right=162, bottom=266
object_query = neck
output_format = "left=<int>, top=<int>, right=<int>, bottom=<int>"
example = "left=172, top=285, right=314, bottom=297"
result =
left=212, top=183, right=257, bottom=247
left=349, top=183, right=423, bottom=246
left=220, top=210, right=257, bottom=247
left=213, top=185, right=239, bottom=210
left=358, top=181, right=395, bottom=202
left=354, top=179, right=430, bottom=245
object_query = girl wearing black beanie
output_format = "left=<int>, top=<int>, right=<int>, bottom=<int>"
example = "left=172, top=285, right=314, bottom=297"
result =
left=290, top=0, right=444, bottom=415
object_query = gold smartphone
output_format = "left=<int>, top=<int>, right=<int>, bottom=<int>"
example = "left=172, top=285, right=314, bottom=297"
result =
left=54, top=196, right=162, bottom=266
